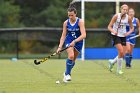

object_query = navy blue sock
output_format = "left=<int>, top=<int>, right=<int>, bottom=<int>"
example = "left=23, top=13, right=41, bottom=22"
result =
left=129, top=55, right=132, bottom=66
left=71, top=62, right=75, bottom=69
left=68, top=62, right=75, bottom=75
left=125, top=53, right=130, bottom=66
left=65, top=59, right=73, bottom=75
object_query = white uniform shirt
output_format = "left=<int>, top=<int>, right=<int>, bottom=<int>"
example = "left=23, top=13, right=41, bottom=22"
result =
left=112, top=13, right=128, bottom=37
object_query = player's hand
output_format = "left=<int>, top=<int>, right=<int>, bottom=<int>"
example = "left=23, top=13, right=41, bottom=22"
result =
left=70, top=40, right=76, bottom=47
left=114, top=31, right=118, bottom=35
left=124, top=32, right=129, bottom=37
left=56, top=47, right=62, bottom=54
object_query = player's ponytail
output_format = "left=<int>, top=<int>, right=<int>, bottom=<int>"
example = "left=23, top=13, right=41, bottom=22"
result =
left=67, top=2, right=77, bottom=14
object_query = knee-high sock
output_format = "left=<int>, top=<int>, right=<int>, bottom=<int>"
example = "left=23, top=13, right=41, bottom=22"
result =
left=65, top=59, right=73, bottom=75
left=111, top=56, right=118, bottom=64
left=71, top=62, right=75, bottom=69
left=129, top=54, right=132, bottom=66
left=117, top=58, right=123, bottom=72
left=125, top=53, right=131, bottom=66
left=69, top=62, right=75, bottom=75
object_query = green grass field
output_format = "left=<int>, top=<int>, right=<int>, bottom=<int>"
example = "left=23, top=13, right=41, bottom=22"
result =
left=0, top=59, right=140, bottom=93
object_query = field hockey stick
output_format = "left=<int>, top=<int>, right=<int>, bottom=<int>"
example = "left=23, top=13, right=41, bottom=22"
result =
left=34, top=46, right=70, bottom=65
left=127, top=35, right=140, bottom=40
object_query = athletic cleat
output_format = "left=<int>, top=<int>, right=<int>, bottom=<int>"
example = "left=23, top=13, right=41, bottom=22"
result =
left=126, top=65, right=131, bottom=69
left=108, top=60, right=114, bottom=72
left=117, top=70, right=124, bottom=75
left=63, top=73, right=71, bottom=83
left=126, top=66, right=131, bottom=69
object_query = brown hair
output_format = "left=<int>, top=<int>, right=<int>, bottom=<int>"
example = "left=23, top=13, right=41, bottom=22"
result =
left=67, top=2, right=77, bottom=14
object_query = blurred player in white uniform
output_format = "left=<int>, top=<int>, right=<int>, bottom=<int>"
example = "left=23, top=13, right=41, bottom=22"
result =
left=108, top=4, right=134, bottom=74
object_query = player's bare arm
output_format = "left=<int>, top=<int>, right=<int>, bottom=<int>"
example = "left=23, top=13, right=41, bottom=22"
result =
left=136, top=18, right=140, bottom=36
left=108, top=14, right=118, bottom=35
left=77, top=19, right=86, bottom=41
left=57, top=20, right=67, bottom=52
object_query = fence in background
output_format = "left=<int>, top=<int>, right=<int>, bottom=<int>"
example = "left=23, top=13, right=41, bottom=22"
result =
left=0, top=28, right=139, bottom=59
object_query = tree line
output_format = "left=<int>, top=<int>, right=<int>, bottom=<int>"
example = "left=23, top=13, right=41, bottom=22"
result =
left=1, top=0, right=140, bottom=28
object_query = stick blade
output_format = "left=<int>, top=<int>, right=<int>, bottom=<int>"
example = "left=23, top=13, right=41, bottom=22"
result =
left=34, top=60, right=41, bottom=65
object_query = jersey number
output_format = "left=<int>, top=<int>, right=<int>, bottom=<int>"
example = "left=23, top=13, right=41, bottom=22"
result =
left=71, top=32, right=77, bottom=38
left=120, top=25, right=125, bottom=29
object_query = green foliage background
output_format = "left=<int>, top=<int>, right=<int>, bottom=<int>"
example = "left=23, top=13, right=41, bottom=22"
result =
left=0, top=0, right=140, bottom=56
left=0, top=0, right=140, bottom=28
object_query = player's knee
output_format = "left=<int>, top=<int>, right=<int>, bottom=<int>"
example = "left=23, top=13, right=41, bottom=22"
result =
left=119, top=50, right=124, bottom=57
left=127, top=49, right=131, bottom=54
left=68, top=54, right=74, bottom=60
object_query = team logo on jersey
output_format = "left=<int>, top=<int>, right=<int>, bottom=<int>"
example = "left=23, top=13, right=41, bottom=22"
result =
left=67, top=28, right=79, bottom=32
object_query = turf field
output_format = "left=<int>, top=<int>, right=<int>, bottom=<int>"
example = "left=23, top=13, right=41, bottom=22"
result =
left=0, top=59, right=140, bottom=93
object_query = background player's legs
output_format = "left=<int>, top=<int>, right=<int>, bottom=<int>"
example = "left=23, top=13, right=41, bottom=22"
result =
left=110, top=56, right=118, bottom=64
left=129, top=45, right=134, bottom=67
left=116, top=44, right=125, bottom=74
left=125, top=42, right=134, bottom=68
left=125, top=42, right=131, bottom=67
left=109, top=55, right=118, bottom=71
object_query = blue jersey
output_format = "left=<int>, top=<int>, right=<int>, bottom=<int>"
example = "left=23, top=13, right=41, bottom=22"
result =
left=126, top=17, right=137, bottom=36
left=64, top=17, right=83, bottom=52
left=126, top=17, right=137, bottom=45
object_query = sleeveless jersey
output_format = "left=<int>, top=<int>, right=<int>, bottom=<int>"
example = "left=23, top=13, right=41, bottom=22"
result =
left=112, top=13, right=129, bottom=37
left=64, top=17, right=83, bottom=52
left=126, top=17, right=137, bottom=36
left=66, top=17, right=82, bottom=43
